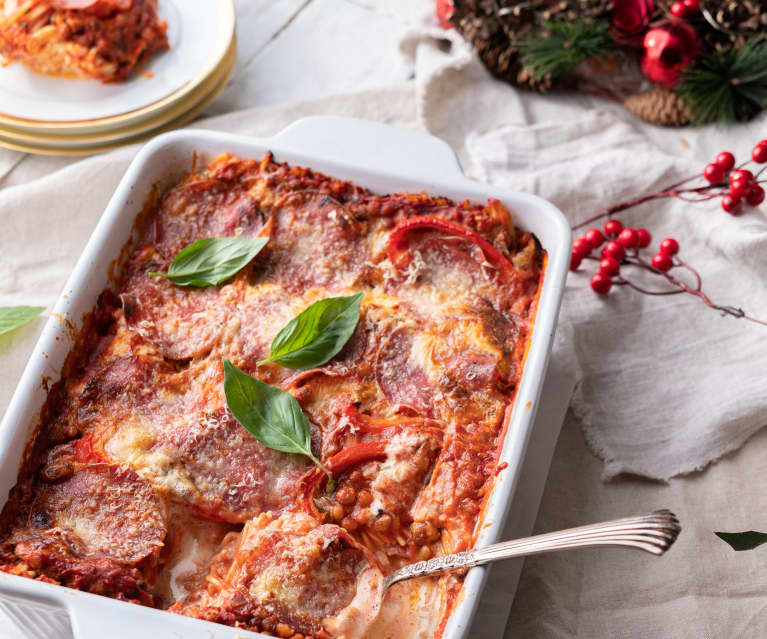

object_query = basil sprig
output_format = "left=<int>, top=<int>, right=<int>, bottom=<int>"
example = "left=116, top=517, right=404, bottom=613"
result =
left=260, top=293, right=363, bottom=369
left=223, top=359, right=333, bottom=485
left=0, top=306, right=45, bottom=337
left=149, top=237, right=268, bottom=287
left=715, top=530, right=767, bottom=551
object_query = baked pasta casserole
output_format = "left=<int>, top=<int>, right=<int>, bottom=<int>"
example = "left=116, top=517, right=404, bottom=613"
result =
left=0, top=0, right=168, bottom=82
left=0, top=153, right=544, bottom=639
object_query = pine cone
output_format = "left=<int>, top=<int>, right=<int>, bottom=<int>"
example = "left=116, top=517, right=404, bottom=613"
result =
left=450, top=0, right=612, bottom=86
left=624, top=88, right=692, bottom=126
left=516, top=66, right=554, bottom=93
left=696, top=0, right=767, bottom=51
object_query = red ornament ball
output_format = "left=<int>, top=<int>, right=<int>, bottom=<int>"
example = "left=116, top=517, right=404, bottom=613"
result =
left=641, top=23, right=700, bottom=88
left=721, top=193, right=742, bottom=215
left=683, top=0, right=700, bottom=11
left=585, top=228, right=605, bottom=248
left=703, top=162, right=725, bottom=184
left=635, top=228, right=652, bottom=248
left=659, top=237, right=680, bottom=255
left=590, top=273, right=612, bottom=296
left=651, top=252, right=673, bottom=272
left=604, top=219, right=624, bottom=237
left=573, top=238, right=592, bottom=258
left=618, top=228, right=639, bottom=248
left=753, top=143, right=767, bottom=164
left=715, top=151, right=736, bottom=171
left=746, top=185, right=765, bottom=207
left=600, top=256, right=621, bottom=276
left=603, top=240, right=626, bottom=261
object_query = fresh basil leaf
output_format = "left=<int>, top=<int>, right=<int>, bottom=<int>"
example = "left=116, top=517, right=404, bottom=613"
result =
left=223, top=359, right=333, bottom=483
left=261, top=292, right=363, bottom=369
left=149, top=237, right=268, bottom=287
left=715, top=531, right=767, bottom=551
left=0, top=306, right=45, bottom=337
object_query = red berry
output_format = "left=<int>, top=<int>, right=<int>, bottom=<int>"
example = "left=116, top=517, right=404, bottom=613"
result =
left=715, top=152, right=736, bottom=171
left=599, top=257, right=620, bottom=276
left=604, top=219, right=623, bottom=237
left=635, top=228, right=652, bottom=248
left=603, top=240, right=626, bottom=261
left=670, top=1, right=687, bottom=17
left=703, top=163, right=725, bottom=184
left=753, top=143, right=767, bottom=164
left=721, top=193, right=742, bottom=215
left=590, top=273, right=612, bottom=296
left=618, top=228, right=638, bottom=248
left=659, top=237, right=680, bottom=255
left=746, top=184, right=765, bottom=207
left=585, top=228, right=605, bottom=249
left=570, top=252, right=582, bottom=271
left=730, top=177, right=751, bottom=198
left=435, top=0, right=454, bottom=29
left=731, top=169, right=754, bottom=186
left=683, top=0, right=699, bottom=10
left=573, top=238, right=592, bottom=258
left=651, top=252, right=673, bottom=272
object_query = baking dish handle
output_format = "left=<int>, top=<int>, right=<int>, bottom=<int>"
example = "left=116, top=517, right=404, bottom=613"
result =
left=66, top=597, right=261, bottom=639
left=271, top=115, right=465, bottom=183
left=0, top=577, right=261, bottom=639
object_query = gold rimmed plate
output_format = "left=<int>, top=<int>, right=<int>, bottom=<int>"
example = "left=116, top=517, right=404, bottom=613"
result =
left=0, top=36, right=235, bottom=149
left=0, top=0, right=235, bottom=134
left=0, top=39, right=235, bottom=156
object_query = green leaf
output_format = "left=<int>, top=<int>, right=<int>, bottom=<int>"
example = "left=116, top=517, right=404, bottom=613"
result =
left=715, top=531, right=767, bottom=551
left=0, top=306, right=45, bottom=337
left=149, top=237, right=268, bottom=287
left=223, top=360, right=333, bottom=484
left=261, top=292, right=363, bottom=369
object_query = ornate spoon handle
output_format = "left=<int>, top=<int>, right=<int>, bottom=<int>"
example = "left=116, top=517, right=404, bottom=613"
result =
left=384, top=510, right=680, bottom=590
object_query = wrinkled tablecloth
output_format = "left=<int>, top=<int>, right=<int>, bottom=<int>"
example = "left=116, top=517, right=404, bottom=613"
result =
left=2, top=4, right=767, bottom=636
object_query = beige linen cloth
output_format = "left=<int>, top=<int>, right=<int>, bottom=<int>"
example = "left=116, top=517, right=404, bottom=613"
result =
left=401, top=10, right=767, bottom=638
left=3, top=23, right=767, bottom=639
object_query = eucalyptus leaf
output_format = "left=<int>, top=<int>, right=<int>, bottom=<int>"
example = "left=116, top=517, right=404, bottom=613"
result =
left=149, top=237, right=268, bottom=287
left=0, top=306, right=45, bottom=337
left=223, top=359, right=333, bottom=483
left=715, top=531, right=767, bottom=551
left=260, top=292, right=363, bottom=369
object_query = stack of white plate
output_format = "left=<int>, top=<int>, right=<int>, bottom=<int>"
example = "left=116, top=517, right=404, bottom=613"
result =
left=0, top=0, right=235, bottom=155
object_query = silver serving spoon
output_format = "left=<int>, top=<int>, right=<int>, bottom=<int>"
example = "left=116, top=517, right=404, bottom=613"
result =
left=384, top=509, right=681, bottom=591
left=327, top=510, right=680, bottom=638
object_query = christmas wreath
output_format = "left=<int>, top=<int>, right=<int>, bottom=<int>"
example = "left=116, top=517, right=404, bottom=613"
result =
left=437, top=1, right=767, bottom=126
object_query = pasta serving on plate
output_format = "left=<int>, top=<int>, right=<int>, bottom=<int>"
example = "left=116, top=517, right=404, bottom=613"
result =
left=0, top=0, right=169, bottom=83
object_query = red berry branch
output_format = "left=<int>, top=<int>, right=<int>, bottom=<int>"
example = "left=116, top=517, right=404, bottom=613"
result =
left=570, top=140, right=767, bottom=327
left=573, top=139, right=767, bottom=231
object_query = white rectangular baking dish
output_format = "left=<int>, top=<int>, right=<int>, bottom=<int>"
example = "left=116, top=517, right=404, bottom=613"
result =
left=0, top=116, right=570, bottom=639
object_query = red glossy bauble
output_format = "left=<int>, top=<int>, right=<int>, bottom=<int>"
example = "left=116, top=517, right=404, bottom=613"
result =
left=641, top=23, right=700, bottom=88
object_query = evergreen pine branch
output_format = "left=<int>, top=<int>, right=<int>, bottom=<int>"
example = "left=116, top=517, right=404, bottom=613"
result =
left=517, top=19, right=611, bottom=81
left=678, top=38, right=767, bottom=125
